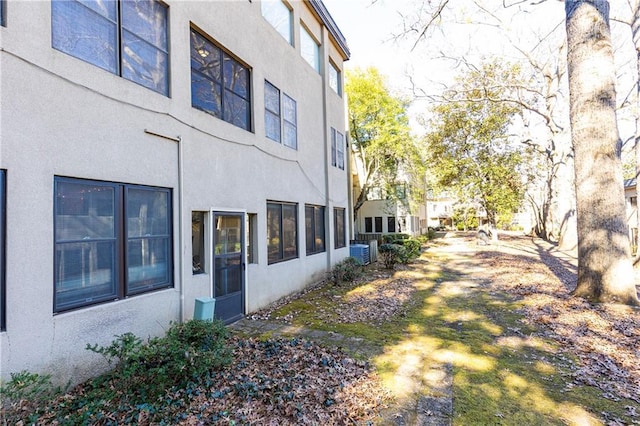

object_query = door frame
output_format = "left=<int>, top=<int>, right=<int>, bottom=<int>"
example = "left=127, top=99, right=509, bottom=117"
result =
left=208, top=208, right=247, bottom=321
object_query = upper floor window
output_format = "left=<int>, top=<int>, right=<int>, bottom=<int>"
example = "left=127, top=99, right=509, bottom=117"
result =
left=191, top=28, right=251, bottom=131
left=261, top=0, right=292, bottom=45
left=52, top=0, right=169, bottom=96
left=329, top=61, right=342, bottom=95
left=54, top=177, right=172, bottom=313
left=331, top=128, right=345, bottom=170
left=300, top=24, right=320, bottom=72
left=267, top=201, right=298, bottom=264
left=305, top=205, right=325, bottom=255
left=265, top=81, right=297, bottom=149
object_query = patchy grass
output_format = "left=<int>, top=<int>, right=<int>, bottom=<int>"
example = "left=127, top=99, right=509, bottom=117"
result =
left=255, top=234, right=640, bottom=425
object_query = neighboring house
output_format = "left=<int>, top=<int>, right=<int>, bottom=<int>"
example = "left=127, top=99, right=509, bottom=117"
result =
left=624, top=178, right=638, bottom=252
left=0, top=0, right=350, bottom=384
left=353, top=182, right=423, bottom=238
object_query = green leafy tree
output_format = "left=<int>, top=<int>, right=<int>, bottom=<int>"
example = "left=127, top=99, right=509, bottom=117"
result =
left=346, top=67, right=424, bottom=221
left=425, top=60, right=527, bottom=238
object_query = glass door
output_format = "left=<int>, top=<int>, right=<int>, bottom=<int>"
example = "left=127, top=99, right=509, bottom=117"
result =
left=212, top=212, right=245, bottom=323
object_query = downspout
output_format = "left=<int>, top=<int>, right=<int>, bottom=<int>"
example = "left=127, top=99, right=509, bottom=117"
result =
left=321, top=26, right=332, bottom=272
left=144, top=130, right=184, bottom=322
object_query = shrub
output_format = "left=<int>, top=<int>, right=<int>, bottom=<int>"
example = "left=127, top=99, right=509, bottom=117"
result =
left=379, top=243, right=405, bottom=269
left=330, top=256, right=364, bottom=285
left=397, top=238, right=421, bottom=263
left=382, top=233, right=410, bottom=243
left=86, top=319, right=232, bottom=403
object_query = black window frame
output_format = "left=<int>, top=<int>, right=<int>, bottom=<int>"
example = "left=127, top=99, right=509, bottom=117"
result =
left=334, top=207, right=346, bottom=249
left=364, top=217, right=373, bottom=233
left=374, top=216, right=383, bottom=233
left=0, top=170, right=5, bottom=331
left=264, top=80, right=297, bottom=149
left=53, top=176, right=173, bottom=313
left=190, top=27, right=252, bottom=131
left=51, top=0, right=170, bottom=96
left=192, top=211, right=205, bottom=274
left=267, top=201, right=298, bottom=264
left=305, top=204, right=326, bottom=255
left=388, top=216, right=397, bottom=233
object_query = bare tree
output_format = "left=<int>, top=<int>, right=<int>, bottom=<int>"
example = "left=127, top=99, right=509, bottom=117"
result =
left=565, top=0, right=639, bottom=304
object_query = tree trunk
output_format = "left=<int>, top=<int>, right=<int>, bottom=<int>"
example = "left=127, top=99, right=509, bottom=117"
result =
left=631, top=0, right=640, bottom=264
left=565, top=0, right=639, bottom=304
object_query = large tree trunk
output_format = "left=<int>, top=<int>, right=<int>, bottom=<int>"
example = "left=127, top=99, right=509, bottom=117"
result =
left=565, top=0, right=639, bottom=305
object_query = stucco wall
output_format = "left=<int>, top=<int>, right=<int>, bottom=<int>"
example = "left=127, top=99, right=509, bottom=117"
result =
left=0, top=0, right=350, bottom=384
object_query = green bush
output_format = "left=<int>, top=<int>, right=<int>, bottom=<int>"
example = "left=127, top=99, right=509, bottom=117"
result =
left=379, top=243, right=405, bottom=268
left=330, top=256, right=364, bottom=285
left=87, top=319, right=232, bottom=403
left=382, top=233, right=410, bottom=243
left=397, top=238, right=421, bottom=263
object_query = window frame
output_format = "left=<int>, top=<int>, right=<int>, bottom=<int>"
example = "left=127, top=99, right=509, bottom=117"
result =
left=305, top=204, right=326, bottom=255
left=336, top=131, right=345, bottom=170
left=374, top=216, right=383, bottom=233
left=329, top=60, right=342, bottom=96
left=264, top=80, right=297, bottom=149
left=261, top=0, right=292, bottom=45
left=53, top=176, right=173, bottom=313
left=300, top=23, right=320, bottom=72
left=334, top=207, right=346, bottom=249
left=51, top=0, right=169, bottom=96
left=192, top=211, right=205, bottom=274
left=267, top=201, right=298, bottom=264
left=190, top=27, right=252, bottom=131
left=388, top=216, right=397, bottom=233
left=364, top=217, right=373, bottom=233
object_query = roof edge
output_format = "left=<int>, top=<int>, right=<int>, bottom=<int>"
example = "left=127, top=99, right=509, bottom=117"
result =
left=307, top=0, right=351, bottom=60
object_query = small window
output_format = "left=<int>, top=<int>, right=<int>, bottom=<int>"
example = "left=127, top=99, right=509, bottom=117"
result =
left=374, top=216, right=383, bottom=233
left=52, top=0, right=169, bottom=95
left=331, top=128, right=344, bottom=169
left=388, top=216, right=396, bottom=233
left=334, top=208, right=346, bottom=249
left=267, top=201, right=298, bottom=264
left=192, top=212, right=205, bottom=274
left=261, top=0, right=292, bottom=45
left=329, top=61, right=342, bottom=95
left=632, top=197, right=637, bottom=207
left=191, top=28, right=252, bottom=131
left=54, top=177, right=172, bottom=313
left=331, top=128, right=337, bottom=167
left=336, top=131, right=345, bottom=170
left=265, top=81, right=297, bottom=149
left=247, top=213, right=258, bottom=264
left=300, top=24, right=320, bottom=72
left=305, top=205, right=325, bottom=255
left=364, top=217, right=373, bottom=233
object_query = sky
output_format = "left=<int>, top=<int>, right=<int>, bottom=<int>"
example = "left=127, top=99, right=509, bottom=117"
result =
left=320, top=0, right=637, bottom=140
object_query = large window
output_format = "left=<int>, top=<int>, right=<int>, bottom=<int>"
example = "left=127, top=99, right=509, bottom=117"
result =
left=265, top=81, right=297, bottom=149
left=364, top=217, right=373, bottom=233
left=261, top=0, right=292, bottom=45
left=267, top=201, right=298, bottom=264
left=54, top=177, right=172, bottom=313
left=331, top=128, right=345, bottom=169
left=329, top=61, right=342, bottom=95
left=388, top=216, right=397, bottom=233
left=375, top=216, right=383, bottom=233
left=191, top=28, right=251, bottom=131
left=0, top=171, right=5, bottom=331
left=334, top=208, right=346, bottom=249
left=52, top=0, right=169, bottom=95
left=305, top=205, right=325, bottom=255
left=300, top=24, right=320, bottom=72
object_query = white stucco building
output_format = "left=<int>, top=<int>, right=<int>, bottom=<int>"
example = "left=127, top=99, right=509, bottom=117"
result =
left=0, top=0, right=350, bottom=384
